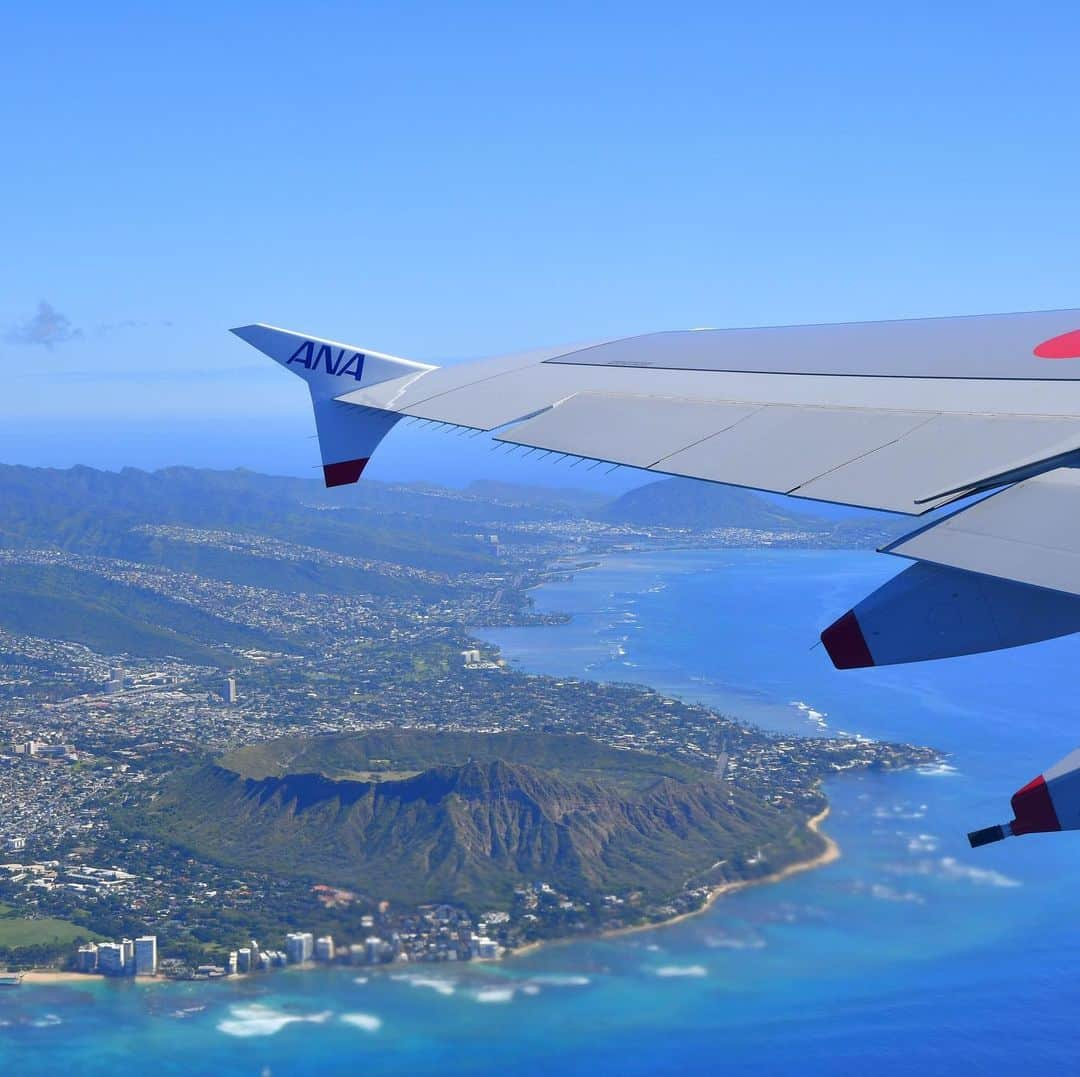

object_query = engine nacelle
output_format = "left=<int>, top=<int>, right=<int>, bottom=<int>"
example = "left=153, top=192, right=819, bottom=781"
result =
left=821, top=561, right=1080, bottom=669
left=968, top=747, right=1080, bottom=847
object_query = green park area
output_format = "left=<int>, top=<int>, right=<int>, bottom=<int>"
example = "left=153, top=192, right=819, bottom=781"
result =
left=0, top=904, right=95, bottom=950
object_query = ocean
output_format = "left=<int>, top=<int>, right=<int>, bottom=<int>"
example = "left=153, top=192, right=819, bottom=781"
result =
left=3, top=547, right=1080, bottom=1076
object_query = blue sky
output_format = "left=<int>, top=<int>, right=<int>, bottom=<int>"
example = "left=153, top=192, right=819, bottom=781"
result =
left=3, top=2, right=1080, bottom=487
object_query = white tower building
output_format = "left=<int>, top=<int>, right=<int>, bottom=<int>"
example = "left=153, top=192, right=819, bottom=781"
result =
left=134, top=936, right=158, bottom=976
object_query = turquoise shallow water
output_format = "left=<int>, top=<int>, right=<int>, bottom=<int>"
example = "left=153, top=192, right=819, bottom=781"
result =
left=4, top=548, right=1080, bottom=1075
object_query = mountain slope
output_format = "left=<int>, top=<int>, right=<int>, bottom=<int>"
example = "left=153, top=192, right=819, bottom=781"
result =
left=0, top=562, right=287, bottom=664
left=0, top=464, right=504, bottom=578
left=120, top=731, right=823, bottom=907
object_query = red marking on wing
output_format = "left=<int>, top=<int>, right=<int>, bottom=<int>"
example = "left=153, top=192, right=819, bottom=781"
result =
left=1010, top=774, right=1062, bottom=835
left=820, top=610, right=875, bottom=670
left=1034, top=329, right=1080, bottom=359
left=322, top=458, right=369, bottom=487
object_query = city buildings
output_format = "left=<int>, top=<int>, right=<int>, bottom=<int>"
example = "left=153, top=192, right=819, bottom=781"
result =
left=134, top=936, right=157, bottom=976
left=76, top=942, right=98, bottom=972
left=472, top=936, right=501, bottom=960
left=0, top=478, right=935, bottom=983
left=63, top=916, right=516, bottom=981
left=79, top=936, right=159, bottom=977
left=284, top=931, right=313, bottom=964
left=96, top=942, right=126, bottom=975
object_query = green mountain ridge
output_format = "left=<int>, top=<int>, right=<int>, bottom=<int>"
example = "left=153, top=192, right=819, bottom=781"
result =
left=0, top=464, right=503, bottom=577
left=119, top=730, right=824, bottom=908
left=0, top=563, right=288, bottom=666
left=0, top=463, right=890, bottom=663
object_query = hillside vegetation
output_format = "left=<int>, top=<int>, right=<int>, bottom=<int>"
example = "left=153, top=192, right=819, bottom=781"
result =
left=0, top=464, right=503, bottom=577
left=119, top=730, right=824, bottom=908
left=0, top=563, right=287, bottom=666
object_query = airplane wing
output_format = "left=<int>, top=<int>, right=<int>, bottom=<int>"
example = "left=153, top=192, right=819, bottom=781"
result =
left=231, top=310, right=1080, bottom=669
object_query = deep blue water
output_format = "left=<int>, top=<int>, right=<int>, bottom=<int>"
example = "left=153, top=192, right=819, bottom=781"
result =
left=4, top=548, right=1080, bottom=1075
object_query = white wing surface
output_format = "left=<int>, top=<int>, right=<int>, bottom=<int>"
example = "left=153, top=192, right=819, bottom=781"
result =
left=232, top=310, right=1080, bottom=668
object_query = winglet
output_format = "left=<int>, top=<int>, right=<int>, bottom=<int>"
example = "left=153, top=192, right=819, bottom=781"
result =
left=231, top=323, right=436, bottom=487
left=230, top=323, right=434, bottom=399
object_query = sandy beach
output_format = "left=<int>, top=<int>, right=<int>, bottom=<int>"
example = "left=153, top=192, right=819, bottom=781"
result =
left=16, top=970, right=169, bottom=986
left=17, top=970, right=93, bottom=985
left=15, top=809, right=839, bottom=977
left=597, top=805, right=839, bottom=942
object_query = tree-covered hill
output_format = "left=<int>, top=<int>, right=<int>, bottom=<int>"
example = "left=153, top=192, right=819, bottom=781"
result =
left=0, top=563, right=288, bottom=666
left=117, top=730, right=825, bottom=908
left=0, top=464, right=506, bottom=574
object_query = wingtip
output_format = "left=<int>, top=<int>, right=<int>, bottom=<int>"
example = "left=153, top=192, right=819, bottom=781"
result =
left=820, top=610, right=875, bottom=669
left=229, top=324, right=266, bottom=339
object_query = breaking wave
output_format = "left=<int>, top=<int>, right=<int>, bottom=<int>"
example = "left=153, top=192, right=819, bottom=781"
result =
left=218, top=1004, right=332, bottom=1038
left=528, top=974, right=590, bottom=987
left=340, top=1013, right=382, bottom=1032
left=703, top=931, right=766, bottom=950
left=888, top=857, right=1021, bottom=889
left=867, top=882, right=925, bottom=904
left=874, top=802, right=929, bottom=821
left=790, top=700, right=828, bottom=729
left=915, top=762, right=960, bottom=777
left=937, top=857, right=1021, bottom=888
left=392, top=973, right=456, bottom=996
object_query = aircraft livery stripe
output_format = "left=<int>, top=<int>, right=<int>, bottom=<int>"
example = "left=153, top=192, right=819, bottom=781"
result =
left=819, top=610, right=875, bottom=669
left=1009, top=775, right=1062, bottom=835
left=322, top=458, right=369, bottom=488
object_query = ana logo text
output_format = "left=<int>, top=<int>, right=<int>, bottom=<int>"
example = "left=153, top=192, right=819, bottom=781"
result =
left=286, top=340, right=366, bottom=381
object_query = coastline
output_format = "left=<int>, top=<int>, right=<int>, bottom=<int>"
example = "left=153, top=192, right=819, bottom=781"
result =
left=506, top=804, right=840, bottom=956
left=590, top=805, right=839, bottom=944
left=488, top=551, right=846, bottom=954
left=14, top=550, right=842, bottom=989
left=16, top=808, right=839, bottom=982
left=18, top=970, right=93, bottom=985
